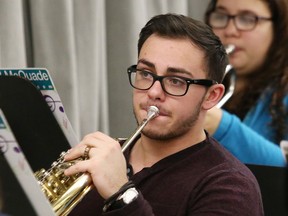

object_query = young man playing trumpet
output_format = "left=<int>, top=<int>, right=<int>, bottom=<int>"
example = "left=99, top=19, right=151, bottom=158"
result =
left=64, top=13, right=263, bottom=215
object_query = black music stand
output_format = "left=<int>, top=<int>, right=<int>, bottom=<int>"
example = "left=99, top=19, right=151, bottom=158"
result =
left=246, top=164, right=288, bottom=216
left=0, top=76, right=71, bottom=215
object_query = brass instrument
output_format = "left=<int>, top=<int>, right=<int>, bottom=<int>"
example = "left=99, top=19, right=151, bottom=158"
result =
left=225, top=44, right=235, bottom=56
left=216, top=44, right=236, bottom=108
left=34, top=106, right=159, bottom=216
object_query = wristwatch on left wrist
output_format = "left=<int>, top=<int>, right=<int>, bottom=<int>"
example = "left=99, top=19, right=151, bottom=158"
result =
left=103, top=187, right=139, bottom=212
left=117, top=187, right=139, bottom=204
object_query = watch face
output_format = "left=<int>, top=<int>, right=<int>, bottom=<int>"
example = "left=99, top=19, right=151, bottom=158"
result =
left=121, top=188, right=139, bottom=204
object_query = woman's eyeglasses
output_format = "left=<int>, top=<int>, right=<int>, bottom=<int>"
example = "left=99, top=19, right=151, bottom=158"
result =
left=208, top=12, right=272, bottom=31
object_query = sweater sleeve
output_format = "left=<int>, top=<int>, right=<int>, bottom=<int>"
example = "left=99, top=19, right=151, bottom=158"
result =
left=214, top=110, right=286, bottom=167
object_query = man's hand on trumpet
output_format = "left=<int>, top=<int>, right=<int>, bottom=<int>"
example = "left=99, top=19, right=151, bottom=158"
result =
left=64, top=131, right=129, bottom=200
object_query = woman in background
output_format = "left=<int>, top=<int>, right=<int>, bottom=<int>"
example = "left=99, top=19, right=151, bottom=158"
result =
left=204, top=0, right=288, bottom=166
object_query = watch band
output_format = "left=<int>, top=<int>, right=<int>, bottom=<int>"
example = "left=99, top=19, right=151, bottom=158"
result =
left=103, top=184, right=139, bottom=212
left=108, top=187, right=139, bottom=211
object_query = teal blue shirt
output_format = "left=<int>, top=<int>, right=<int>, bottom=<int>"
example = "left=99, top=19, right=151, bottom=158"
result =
left=214, top=90, right=288, bottom=167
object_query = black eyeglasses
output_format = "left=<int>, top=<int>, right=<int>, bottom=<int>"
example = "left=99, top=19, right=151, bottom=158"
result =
left=127, top=65, right=217, bottom=96
left=208, top=11, right=272, bottom=31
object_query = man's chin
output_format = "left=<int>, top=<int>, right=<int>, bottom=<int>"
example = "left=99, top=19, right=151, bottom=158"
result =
left=142, top=128, right=176, bottom=141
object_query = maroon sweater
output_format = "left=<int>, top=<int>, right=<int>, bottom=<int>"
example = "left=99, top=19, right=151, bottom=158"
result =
left=69, top=136, right=264, bottom=216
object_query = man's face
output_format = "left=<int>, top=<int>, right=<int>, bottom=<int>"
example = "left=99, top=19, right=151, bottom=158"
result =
left=133, top=34, right=209, bottom=140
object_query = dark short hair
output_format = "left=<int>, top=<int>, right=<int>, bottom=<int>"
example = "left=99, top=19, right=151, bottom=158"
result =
left=138, top=13, right=228, bottom=83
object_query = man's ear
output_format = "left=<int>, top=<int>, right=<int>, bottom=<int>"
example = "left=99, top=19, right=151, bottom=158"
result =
left=202, top=84, right=225, bottom=110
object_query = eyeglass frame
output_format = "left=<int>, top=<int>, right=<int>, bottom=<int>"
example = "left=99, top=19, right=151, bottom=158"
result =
left=127, top=65, right=217, bottom=97
left=208, top=11, right=273, bottom=31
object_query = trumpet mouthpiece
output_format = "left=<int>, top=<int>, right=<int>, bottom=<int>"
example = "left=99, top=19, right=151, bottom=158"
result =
left=147, top=106, right=159, bottom=119
left=225, top=44, right=235, bottom=55
left=121, top=105, right=159, bottom=152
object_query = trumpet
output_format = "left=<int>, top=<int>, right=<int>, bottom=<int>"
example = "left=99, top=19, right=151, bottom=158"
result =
left=216, top=44, right=236, bottom=108
left=34, top=106, right=159, bottom=216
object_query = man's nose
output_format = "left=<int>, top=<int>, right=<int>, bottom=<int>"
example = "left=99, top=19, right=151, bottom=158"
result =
left=147, top=80, right=166, bottom=100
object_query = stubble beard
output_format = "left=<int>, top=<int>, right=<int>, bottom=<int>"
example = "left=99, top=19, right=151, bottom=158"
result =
left=133, top=100, right=203, bottom=141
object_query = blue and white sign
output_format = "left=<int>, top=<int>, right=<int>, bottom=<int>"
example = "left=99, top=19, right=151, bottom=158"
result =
left=0, top=69, right=54, bottom=90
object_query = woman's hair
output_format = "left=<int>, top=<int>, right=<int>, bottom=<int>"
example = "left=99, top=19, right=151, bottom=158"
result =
left=205, top=0, right=288, bottom=143
left=138, top=13, right=228, bottom=83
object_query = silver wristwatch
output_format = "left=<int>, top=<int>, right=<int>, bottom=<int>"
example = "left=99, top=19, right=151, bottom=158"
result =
left=117, top=187, right=139, bottom=204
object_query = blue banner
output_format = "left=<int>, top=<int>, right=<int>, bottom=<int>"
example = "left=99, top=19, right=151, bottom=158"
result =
left=0, top=69, right=54, bottom=90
